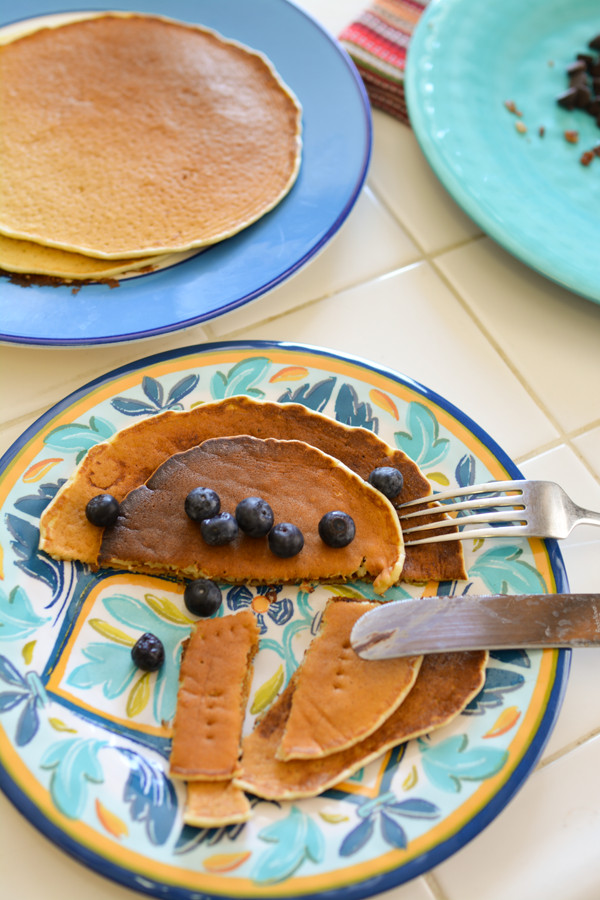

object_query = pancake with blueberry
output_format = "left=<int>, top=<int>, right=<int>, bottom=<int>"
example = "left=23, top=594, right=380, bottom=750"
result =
left=97, top=435, right=405, bottom=594
left=39, top=395, right=466, bottom=583
left=276, top=599, right=422, bottom=760
left=0, top=12, right=302, bottom=259
left=234, top=648, right=488, bottom=800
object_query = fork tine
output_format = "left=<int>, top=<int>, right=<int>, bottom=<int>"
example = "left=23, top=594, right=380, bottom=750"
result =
left=398, top=493, right=526, bottom=522
left=396, top=479, right=527, bottom=510
left=402, top=509, right=527, bottom=535
left=405, top=523, right=531, bottom=545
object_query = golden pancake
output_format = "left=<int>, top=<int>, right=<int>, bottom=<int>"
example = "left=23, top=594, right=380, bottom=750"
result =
left=184, top=781, right=251, bottom=828
left=277, top=599, right=422, bottom=760
left=0, top=13, right=302, bottom=258
left=38, top=396, right=466, bottom=583
left=234, top=650, right=488, bottom=800
left=98, top=436, right=405, bottom=594
left=169, top=610, right=260, bottom=781
left=0, top=233, right=166, bottom=280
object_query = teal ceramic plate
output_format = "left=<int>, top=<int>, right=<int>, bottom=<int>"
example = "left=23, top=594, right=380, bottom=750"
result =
left=0, top=1, right=370, bottom=346
left=0, top=342, right=568, bottom=897
left=406, top=0, right=600, bottom=303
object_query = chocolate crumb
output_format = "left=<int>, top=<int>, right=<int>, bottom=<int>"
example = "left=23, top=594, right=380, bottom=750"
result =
left=564, top=129, right=579, bottom=143
left=580, top=150, right=594, bottom=165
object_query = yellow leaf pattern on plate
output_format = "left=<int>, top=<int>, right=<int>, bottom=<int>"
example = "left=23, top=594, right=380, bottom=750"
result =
left=95, top=799, right=129, bottom=839
left=22, top=640, right=35, bottom=665
left=318, top=811, right=349, bottom=824
left=203, top=851, right=251, bottom=872
left=269, top=366, right=308, bottom=382
left=402, top=765, right=418, bottom=790
left=369, top=389, right=399, bottom=420
left=251, top=665, right=284, bottom=715
left=89, top=619, right=136, bottom=646
left=327, top=585, right=365, bottom=599
left=127, top=671, right=151, bottom=717
left=427, top=472, right=450, bottom=486
left=145, top=593, right=193, bottom=625
left=484, top=706, right=521, bottom=738
left=48, top=717, right=77, bottom=733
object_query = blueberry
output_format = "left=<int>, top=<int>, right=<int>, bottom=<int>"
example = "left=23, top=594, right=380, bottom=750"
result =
left=131, top=632, right=165, bottom=671
left=185, top=486, right=220, bottom=522
left=200, top=512, right=239, bottom=546
left=268, top=522, right=304, bottom=558
left=235, top=496, right=274, bottom=537
left=85, top=493, right=120, bottom=527
left=184, top=578, right=222, bottom=617
left=318, top=510, right=356, bottom=548
left=368, top=466, right=404, bottom=499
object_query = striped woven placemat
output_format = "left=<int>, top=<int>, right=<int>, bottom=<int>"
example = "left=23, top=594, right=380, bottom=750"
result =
left=339, top=0, right=429, bottom=125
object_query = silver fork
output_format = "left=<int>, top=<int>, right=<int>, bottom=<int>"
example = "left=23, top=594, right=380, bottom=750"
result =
left=397, top=479, right=600, bottom=544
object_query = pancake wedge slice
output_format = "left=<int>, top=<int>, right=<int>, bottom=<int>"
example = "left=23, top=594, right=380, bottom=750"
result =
left=277, top=599, right=422, bottom=760
left=98, top=436, right=405, bottom=594
left=38, top=395, right=466, bottom=583
left=234, top=650, right=488, bottom=801
left=169, top=610, right=260, bottom=781
left=184, top=781, right=251, bottom=828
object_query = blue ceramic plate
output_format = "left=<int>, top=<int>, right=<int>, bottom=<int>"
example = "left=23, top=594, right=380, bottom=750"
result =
left=0, top=341, right=569, bottom=898
left=0, top=1, right=371, bottom=346
left=406, top=0, right=600, bottom=304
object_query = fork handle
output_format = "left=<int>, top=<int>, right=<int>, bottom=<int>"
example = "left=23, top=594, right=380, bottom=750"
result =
left=576, top=506, right=600, bottom=528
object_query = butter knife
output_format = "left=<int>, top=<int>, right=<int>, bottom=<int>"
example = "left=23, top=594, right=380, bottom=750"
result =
left=350, top=593, right=600, bottom=660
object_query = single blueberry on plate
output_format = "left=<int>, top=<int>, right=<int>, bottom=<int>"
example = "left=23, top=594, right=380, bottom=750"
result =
left=235, top=496, right=274, bottom=537
left=318, top=510, right=356, bottom=548
left=268, top=522, right=304, bottom=558
left=185, top=486, right=221, bottom=522
left=85, top=493, right=120, bottom=527
left=200, top=512, right=239, bottom=546
left=184, top=578, right=223, bottom=617
left=131, top=633, right=165, bottom=671
left=368, top=466, right=404, bottom=499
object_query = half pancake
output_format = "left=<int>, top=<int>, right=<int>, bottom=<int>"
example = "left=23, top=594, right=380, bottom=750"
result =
left=277, top=599, right=422, bottom=759
left=98, top=436, right=405, bottom=594
left=234, top=650, right=488, bottom=800
left=169, top=610, right=260, bottom=781
left=0, top=13, right=302, bottom=258
left=39, top=395, right=466, bottom=583
left=184, top=781, right=251, bottom=828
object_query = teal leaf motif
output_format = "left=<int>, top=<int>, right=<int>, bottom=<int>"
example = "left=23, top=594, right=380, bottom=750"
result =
left=68, top=643, right=137, bottom=699
left=465, top=666, right=526, bottom=715
left=111, top=375, right=200, bottom=416
left=419, top=734, right=508, bottom=793
left=335, top=383, right=377, bottom=431
left=394, top=402, right=450, bottom=468
left=41, top=737, right=106, bottom=818
left=277, top=377, right=336, bottom=411
left=469, top=546, right=547, bottom=595
left=210, top=357, right=270, bottom=399
left=43, top=416, right=115, bottom=463
left=252, top=806, right=325, bottom=884
left=0, top=585, right=50, bottom=639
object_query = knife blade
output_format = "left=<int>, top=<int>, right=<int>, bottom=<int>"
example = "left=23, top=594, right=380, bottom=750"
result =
left=350, top=593, right=600, bottom=659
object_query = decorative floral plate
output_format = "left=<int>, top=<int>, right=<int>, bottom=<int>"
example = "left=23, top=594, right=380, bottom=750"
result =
left=0, top=0, right=370, bottom=346
left=0, top=341, right=569, bottom=898
left=406, top=0, right=600, bottom=304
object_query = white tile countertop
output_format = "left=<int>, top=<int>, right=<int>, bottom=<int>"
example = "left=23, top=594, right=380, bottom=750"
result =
left=1, top=2, right=600, bottom=899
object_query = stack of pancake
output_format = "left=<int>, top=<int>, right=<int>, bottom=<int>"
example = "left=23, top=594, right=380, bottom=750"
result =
left=39, top=397, right=483, bottom=826
left=0, top=12, right=302, bottom=282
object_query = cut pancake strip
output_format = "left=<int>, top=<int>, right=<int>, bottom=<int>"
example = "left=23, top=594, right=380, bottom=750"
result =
left=277, top=599, right=422, bottom=760
left=234, top=649, right=488, bottom=800
left=38, top=396, right=466, bottom=583
left=98, top=436, right=405, bottom=594
left=184, top=780, right=251, bottom=828
left=169, top=610, right=260, bottom=781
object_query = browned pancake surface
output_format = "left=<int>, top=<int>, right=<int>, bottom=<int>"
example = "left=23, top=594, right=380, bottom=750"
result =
left=184, top=781, right=251, bottom=827
left=234, top=650, right=488, bottom=800
left=99, top=436, right=405, bottom=593
left=0, top=14, right=301, bottom=257
left=169, top=610, right=259, bottom=781
left=39, top=396, right=466, bottom=583
left=277, top=599, right=422, bottom=759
